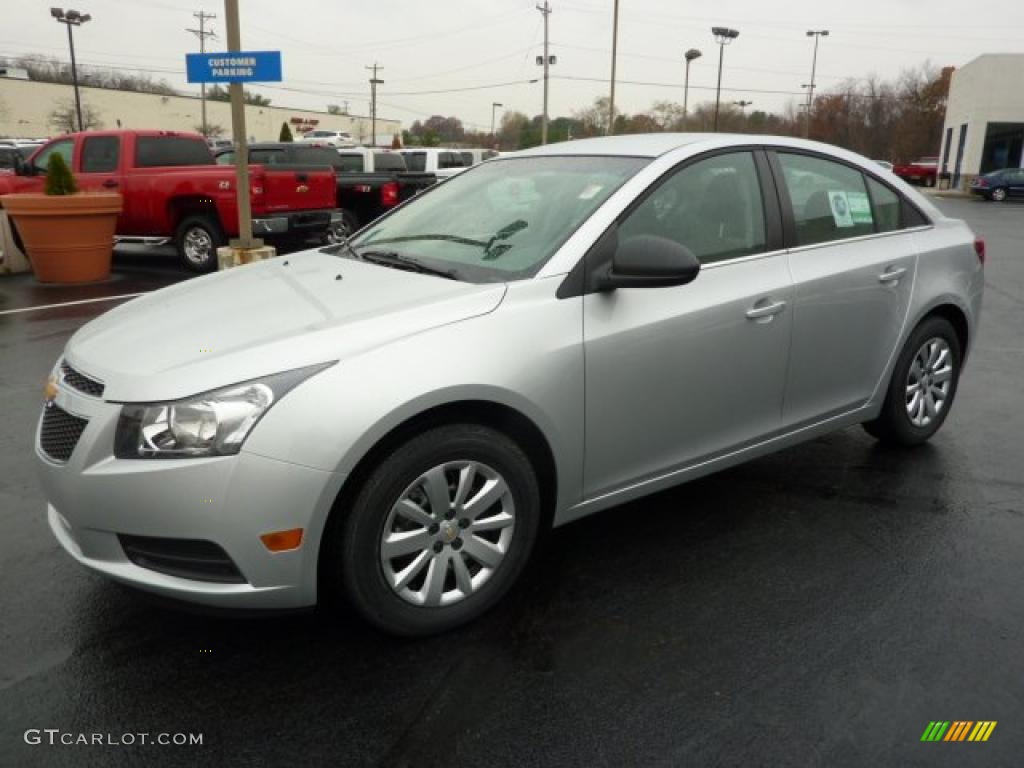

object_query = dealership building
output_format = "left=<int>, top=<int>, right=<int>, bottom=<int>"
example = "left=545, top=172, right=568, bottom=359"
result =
left=0, top=76, right=400, bottom=145
left=939, top=54, right=1024, bottom=188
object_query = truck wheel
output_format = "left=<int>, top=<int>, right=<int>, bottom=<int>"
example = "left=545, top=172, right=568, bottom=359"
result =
left=924, top=176, right=935, bottom=188
left=324, top=210, right=359, bottom=244
left=175, top=215, right=225, bottom=273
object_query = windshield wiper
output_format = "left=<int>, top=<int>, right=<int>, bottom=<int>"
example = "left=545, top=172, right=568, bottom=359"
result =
left=320, top=238, right=360, bottom=260
left=358, top=250, right=460, bottom=281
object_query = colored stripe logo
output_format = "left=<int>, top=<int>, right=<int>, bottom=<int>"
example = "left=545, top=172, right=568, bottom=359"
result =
left=921, top=721, right=997, bottom=742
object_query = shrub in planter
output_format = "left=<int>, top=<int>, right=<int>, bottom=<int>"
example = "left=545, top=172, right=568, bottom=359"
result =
left=0, top=153, right=123, bottom=283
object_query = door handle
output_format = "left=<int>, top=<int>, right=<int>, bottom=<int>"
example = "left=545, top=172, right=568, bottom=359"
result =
left=878, top=266, right=907, bottom=284
left=296, top=173, right=308, bottom=182
left=101, top=179, right=118, bottom=188
left=745, top=300, right=787, bottom=320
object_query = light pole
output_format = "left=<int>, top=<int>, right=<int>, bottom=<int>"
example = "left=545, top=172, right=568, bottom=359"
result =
left=608, top=0, right=619, bottom=135
left=711, top=26, right=739, bottom=132
left=683, top=48, right=701, bottom=130
left=536, top=1, right=553, bottom=144
left=804, top=30, right=829, bottom=138
left=491, top=102, right=503, bottom=144
left=50, top=8, right=91, bottom=132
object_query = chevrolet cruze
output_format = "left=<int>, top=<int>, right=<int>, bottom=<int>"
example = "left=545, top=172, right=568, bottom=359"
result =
left=37, top=134, right=984, bottom=635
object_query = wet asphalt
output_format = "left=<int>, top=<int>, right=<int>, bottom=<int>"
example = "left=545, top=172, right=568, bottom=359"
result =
left=1, top=199, right=1022, bottom=767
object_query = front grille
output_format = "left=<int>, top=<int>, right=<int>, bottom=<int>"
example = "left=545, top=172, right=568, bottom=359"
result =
left=61, top=361, right=105, bottom=398
left=40, top=404, right=89, bottom=462
left=118, top=535, right=247, bottom=584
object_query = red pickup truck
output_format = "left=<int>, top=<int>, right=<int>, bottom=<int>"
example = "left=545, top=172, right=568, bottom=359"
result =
left=892, top=156, right=939, bottom=187
left=0, top=130, right=338, bottom=271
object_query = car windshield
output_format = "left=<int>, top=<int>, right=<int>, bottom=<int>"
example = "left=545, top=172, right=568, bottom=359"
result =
left=346, top=155, right=648, bottom=282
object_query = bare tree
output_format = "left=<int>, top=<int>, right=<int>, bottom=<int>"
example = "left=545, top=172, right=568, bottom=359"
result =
left=48, top=99, right=103, bottom=133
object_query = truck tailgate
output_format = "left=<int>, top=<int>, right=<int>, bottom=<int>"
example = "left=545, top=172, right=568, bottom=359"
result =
left=257, top=166, right=336, bottom=213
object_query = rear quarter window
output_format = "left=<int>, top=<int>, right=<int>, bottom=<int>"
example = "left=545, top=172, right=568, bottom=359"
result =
left=336, top=154, right=364, bottom=172
left=135, top=137, right=214, bottom=167
left=374, top=153, right=407, bottom=171
left=404, top=152, right=426, bottom=172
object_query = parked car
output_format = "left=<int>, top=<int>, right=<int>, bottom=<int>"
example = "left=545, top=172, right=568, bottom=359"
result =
left=0, top=130, right=338, bottom=271
left=0, top=144, right=34, bottom=172
left=35, top=134, right=983, bottom=635
left=398, top=147, right=471, bottom=179
left=969, top=167, right=1024, bottom=201
left=892, top=156, right=939, bottom=187
left=206, top=137, right=233, bottom=151
left=297, top=129, right=355, bottom=148
left=215, top=143, right=437, bottom=238
left=459, top=148, right=501, bottom=166
left=0, top=138, right=46, bottom=148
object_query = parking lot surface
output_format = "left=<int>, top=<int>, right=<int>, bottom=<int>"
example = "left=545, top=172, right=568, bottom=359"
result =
left=1, top=199, right=1022, bottom=767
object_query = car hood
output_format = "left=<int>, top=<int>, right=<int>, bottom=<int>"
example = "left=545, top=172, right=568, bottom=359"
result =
left=65, top=249, right=506, bottom=402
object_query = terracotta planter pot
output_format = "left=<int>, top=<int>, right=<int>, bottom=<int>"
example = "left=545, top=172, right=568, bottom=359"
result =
left=0, top=193, right=123, bottom=283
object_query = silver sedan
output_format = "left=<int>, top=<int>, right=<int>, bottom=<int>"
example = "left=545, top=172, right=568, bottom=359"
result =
left=36, top=134, right=984, bottom=635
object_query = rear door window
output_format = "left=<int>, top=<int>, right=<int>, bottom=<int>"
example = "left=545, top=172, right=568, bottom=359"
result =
left=135, top=137, right=214, bottom=167
left=777, top=153, right=875, bottom=246
left=865, top=177, right=902, bottom=233
left=374, top=152, right=407, bottom=171
left=81, top=136, right=120, bottom=173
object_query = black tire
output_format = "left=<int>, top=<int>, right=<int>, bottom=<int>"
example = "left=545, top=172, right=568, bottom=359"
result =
left=863, top=315, right=962, bottom=447
left=991, top=187, right=1008, bottom=203
left=924, top=176, right=936, bottom=188
left=323, top=209, right=359, bottom=244
left=174, top=214, right=225, bottom=273
left=332, top=423, right=541, bottom=636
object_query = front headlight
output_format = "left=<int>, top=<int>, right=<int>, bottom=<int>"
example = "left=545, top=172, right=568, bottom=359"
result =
left=114, top=363, right=333, bottom=459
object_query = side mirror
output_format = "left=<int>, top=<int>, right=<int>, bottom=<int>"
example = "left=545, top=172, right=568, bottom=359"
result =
left=597, top=234, right=701, bottom=290
left=12, top=155, right=30, bottom=176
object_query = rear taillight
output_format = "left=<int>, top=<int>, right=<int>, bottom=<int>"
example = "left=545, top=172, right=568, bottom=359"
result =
left=381, top=181, right=399, bottom=207
left=974, top=237, right=986, bottom=265
left=976, top=178, right=989, bottom=188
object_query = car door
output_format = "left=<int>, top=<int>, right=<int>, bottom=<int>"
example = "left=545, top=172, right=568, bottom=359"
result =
left=582, top=149, right=793, bottom=498
left=770, top=150, right=919, bottom=427
left=77, top=135, right=121, bottom=193
left=1009, top=169, right=1024, bottom=197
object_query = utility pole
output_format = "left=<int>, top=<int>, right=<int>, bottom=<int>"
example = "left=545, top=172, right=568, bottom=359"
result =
left=491, top=102, right=503, bottom=143
left=804, top=30, right=829, bottom=138
left=607, top=0, right=619, bottom=135
left=186, top=10, right=217, bottom=138
left=733, top=99, right=752, bottom=114
left=366, top=62, right=383, bottom=147
left=223, top=0, right=259, bottom=250
left=50, top=8, right=91, bottom=132
left=537, top=1, right=551, bottom=144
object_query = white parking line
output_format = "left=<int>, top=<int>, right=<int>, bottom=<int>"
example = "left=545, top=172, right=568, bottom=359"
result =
left=0, top=292, right=147, bottom=316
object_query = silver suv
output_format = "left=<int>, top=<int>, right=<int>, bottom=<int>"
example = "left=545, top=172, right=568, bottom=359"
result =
left=37, top=134, right=984, bottom=635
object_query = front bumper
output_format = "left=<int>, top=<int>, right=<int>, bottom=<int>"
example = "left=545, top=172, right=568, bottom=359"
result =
left=36, top=383, right=346, bottom=610
left=252, top=209, right=333, bottom=237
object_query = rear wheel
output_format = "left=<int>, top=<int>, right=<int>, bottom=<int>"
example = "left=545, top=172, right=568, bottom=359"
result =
left=323, top=209, right=359, bottom=244
left=863, top=316, right=961, bottom=446
left=174, top=214, right=225, bottom=273
left=924, top=176, right=936, bottom=188
left=332, top=423, right=541, bottom=636
left=991, top=187, right=1008, bottom=202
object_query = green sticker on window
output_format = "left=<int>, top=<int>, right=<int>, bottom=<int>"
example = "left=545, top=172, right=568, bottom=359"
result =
left=847, top=191, right=874, bottom=225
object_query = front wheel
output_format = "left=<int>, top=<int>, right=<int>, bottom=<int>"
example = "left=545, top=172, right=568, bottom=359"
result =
left=863, top=316, right=962, bottom=447
left=991, top=187, right=1008, bottom=202
left=333, top=423, right=541, bottom=636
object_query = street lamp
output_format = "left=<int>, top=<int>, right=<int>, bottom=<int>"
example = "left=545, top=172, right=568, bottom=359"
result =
left=51, top=7, right=91, bottom=132
left=804, top=30, right=829, bottom=138
left=711, top=26, right=739, bottom=132
left=683, top=48, right=701, bottom=130
left=491, top=102, right=503, bottom=140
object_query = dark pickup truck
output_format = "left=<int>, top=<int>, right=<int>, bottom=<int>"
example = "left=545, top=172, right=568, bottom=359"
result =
left=216, top=143, right=436, bottom=238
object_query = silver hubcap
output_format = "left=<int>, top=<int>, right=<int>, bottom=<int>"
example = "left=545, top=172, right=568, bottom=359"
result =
left=183, top=227, right=213, bottom=265
left=380, top=461, right=515, bottom=607
left=905, top=337, right=953, bottom=428
left=993, top=189, right=1006, bottom=201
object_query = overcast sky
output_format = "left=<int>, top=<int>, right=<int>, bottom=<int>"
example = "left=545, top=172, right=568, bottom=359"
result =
left=8, top=0, right=1024, bottom=131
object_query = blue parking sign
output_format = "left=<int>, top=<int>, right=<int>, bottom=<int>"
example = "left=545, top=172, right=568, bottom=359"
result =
left=186, top=51, right=282, bottom=83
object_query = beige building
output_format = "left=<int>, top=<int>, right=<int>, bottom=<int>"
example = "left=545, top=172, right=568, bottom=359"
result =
left=0, top=77, right=400, bottom=144
left=939, top=54, right=1024, bottom=188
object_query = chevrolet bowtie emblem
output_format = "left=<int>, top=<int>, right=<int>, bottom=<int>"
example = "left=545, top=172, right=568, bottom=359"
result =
left=44, top=375, right=58, bottom=404
left=296, top=184, right=309, bottom=193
